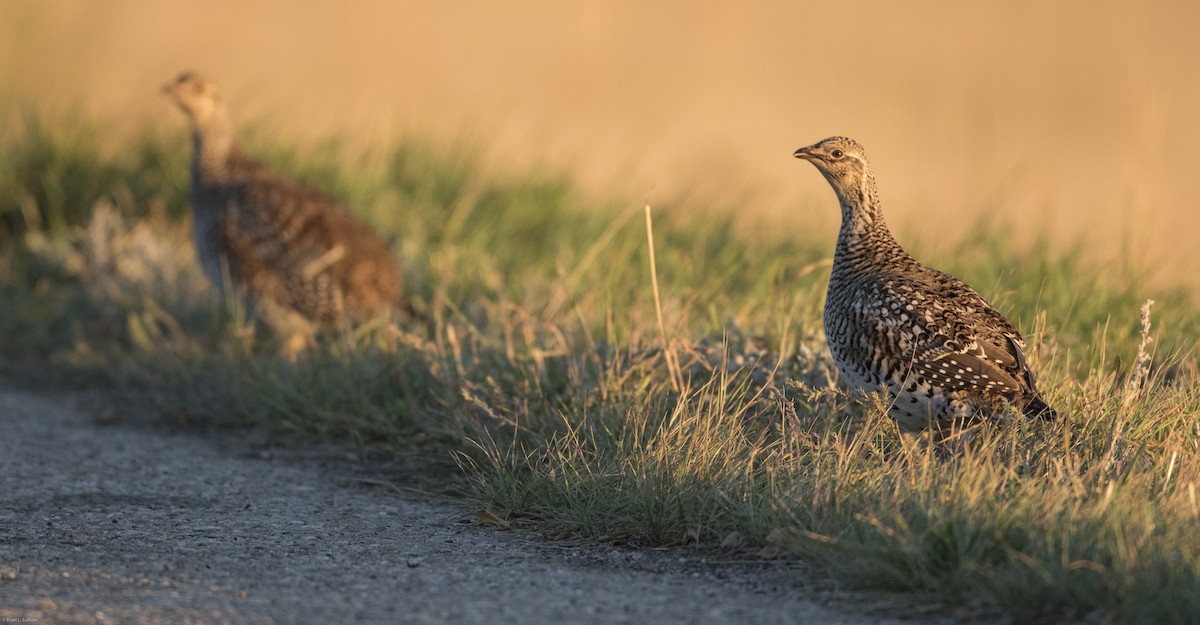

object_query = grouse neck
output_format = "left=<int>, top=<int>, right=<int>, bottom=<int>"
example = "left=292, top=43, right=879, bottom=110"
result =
left=833, top=172, right=909, bottom=266
left=191, top=106, right=236, bottom=183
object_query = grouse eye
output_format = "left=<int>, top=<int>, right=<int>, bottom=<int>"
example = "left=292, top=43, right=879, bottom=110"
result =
left=830, top=149, right=845, bottom=159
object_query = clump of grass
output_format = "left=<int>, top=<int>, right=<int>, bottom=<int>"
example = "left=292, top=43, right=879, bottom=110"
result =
left=2, top=113, right=1199, bottom=623
left=466, top=330, right=1200, bottom=623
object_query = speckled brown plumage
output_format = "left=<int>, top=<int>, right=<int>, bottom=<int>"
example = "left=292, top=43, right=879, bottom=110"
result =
left=163, top=71, right=412, bottom=351
left=794, top=137, right=1055, bottom=431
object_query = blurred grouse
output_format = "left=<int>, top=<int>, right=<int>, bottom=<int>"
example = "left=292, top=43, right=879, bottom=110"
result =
left=793, top=137, right=1056, bottom=431
left=163, top=71, right=414, bottom=352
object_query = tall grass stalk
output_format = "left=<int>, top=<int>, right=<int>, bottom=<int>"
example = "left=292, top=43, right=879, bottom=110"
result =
left=644, top=203, right=683, bottom=392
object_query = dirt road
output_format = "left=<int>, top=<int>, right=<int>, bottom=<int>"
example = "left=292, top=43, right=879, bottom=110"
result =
left=0, top=384, right=912, bottom=625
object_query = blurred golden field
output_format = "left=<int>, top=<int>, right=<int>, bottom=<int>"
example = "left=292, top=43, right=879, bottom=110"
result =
left=3, top=0, right=1198, bottom=284
left=5, top=6, right=1200, bottom=621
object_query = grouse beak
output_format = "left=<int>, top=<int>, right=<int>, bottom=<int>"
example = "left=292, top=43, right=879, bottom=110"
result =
left=793, top=146, right=814, bottom=160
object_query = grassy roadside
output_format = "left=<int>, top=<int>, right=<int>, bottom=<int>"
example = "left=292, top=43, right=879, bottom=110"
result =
left=2, top=113, right=1198, bottom=624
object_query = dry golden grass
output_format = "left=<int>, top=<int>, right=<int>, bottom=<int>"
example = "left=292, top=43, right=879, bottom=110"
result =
left=3, top=112, right=1199, bottom=622
left=2, top=0, right=1197, bottom=288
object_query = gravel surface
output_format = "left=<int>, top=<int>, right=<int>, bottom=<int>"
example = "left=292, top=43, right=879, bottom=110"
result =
left=0, top=384, right=914, bottom=625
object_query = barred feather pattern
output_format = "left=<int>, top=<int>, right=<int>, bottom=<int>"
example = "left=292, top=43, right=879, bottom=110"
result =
left=795, top=137, right=1056, bottom=431
left=165, top=71, right=408, bottom=345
